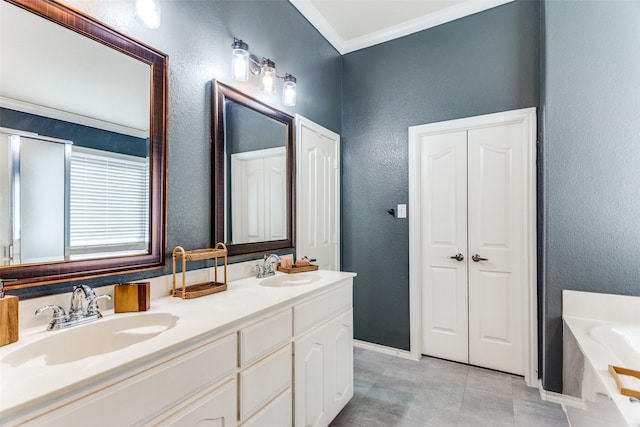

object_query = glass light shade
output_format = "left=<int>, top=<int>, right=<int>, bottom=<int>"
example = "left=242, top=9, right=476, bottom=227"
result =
left=282, top=74, right=297, bottom=107
left=231, top=39, right=249, bottom=81
left=135, top=0, right=161, bottom=29
left=261, top=59, right=276, bottom=94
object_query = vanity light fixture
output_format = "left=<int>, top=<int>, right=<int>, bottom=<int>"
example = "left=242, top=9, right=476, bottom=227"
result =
left=230, top=38, right=297, bottom=106
left=135, top=0, right=161, bottom=29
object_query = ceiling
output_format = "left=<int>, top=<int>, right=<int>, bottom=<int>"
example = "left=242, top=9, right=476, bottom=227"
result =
left=289, top=0, right=514, bottom=54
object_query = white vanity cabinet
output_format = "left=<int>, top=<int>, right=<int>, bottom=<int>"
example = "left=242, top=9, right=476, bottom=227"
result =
left=2, top=272, right=355, bottom=427
left=294, top=281, right=354, bottom=427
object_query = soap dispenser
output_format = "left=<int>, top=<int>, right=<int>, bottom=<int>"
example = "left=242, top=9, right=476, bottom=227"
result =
left=0, top=279, right=19, bottom=346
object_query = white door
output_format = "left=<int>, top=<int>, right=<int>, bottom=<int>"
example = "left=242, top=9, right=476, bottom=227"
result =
left=296, top=115, right=340, bottom=270
left=420, top=130, right=469, bottom=364
left=467, top=124, right=525, bottom=374
left=413, top=109, right=534, bottom=376
left=231, top=147, right=286, bottom=243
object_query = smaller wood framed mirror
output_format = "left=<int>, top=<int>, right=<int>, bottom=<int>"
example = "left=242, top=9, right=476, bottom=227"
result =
left=212, top=81, right=295, bottom=257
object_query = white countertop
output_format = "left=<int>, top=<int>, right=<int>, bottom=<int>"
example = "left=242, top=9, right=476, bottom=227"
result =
left=0, top=269, right=356, bottom=420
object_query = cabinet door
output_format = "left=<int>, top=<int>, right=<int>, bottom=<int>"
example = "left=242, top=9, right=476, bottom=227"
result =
left=294, top=323, right=330, bottom=427
left=154, top=379, right=237, bottom=427
left=327, top=309, right=353, bottom=420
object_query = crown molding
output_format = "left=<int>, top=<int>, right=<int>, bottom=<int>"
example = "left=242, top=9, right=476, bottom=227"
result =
left=290, top=0, right=514, bottom=55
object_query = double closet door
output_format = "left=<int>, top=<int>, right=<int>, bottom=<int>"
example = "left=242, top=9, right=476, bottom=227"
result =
left=415, top=111, right=533, bottom=376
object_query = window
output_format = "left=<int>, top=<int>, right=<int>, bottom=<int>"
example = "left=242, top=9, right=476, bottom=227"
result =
left=69, top=147, right=149, bottom=257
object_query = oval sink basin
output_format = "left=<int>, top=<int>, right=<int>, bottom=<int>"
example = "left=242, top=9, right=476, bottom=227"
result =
left=2, top=312, right=178, bottom=368
left=260, top=273, right=321, bottom=288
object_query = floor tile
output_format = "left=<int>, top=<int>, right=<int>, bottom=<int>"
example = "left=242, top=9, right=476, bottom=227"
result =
left=465, top=365, right=514, bottom=397
left=329, top=348, right=569, bottom=427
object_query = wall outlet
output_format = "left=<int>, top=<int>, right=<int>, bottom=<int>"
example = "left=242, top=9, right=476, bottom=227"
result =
left=397, top=204, right=407, bottom=218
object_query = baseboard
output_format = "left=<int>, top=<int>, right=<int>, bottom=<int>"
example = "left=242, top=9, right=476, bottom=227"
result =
left=353, top=340, right=418, bottom=360
left=537, top=380, right=586, bottom=410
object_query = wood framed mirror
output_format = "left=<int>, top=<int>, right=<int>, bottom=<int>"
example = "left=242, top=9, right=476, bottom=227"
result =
left=212, top=81, right=294, bottom=257
left=0, top=0, right=167, bottom=289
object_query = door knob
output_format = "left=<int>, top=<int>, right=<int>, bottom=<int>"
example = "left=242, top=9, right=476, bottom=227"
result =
left=472, top=254, right=488, bottom=262
left=450, top=253, right=464, bottom=262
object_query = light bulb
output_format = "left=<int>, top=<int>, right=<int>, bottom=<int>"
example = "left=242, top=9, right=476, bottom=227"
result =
left=231, top=39, right=249, bottom=81
left=282, top=74, right=297, bottom=107
left=135, top=0, right=161, bottom=29
left=261, top=59, right=276, bottom=94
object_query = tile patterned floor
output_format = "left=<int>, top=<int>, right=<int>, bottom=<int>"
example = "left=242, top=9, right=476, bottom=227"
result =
left=330, top=347, right=569, bottom=427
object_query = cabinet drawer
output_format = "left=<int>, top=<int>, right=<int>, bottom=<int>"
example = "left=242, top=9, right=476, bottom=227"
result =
left=28, top=333, right=237, bottom=427
left=151, top=379, right=237, bottom=427
left=294, top=282, right=352, bottom=336
left=239, top=309, right=292, bottom=367
left=240, top=388, right=292, bottom=427
left=239, top=343, right=292, bottom=421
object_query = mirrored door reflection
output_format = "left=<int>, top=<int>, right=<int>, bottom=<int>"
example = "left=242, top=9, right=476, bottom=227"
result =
left=230, top=146, right=286, bottom=244
left=224, top=99, right=288, bottom=245
left=0, top=130, right=70, bottom=265
left=0, top=128, right=149, bottom=266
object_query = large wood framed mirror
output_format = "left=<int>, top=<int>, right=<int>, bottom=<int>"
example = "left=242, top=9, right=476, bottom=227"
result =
left=0, top=0, right=167, bottom=289
left=212, top=81, right=294, bottom=257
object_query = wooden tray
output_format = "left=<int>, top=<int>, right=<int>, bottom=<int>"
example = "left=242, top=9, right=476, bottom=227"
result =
left=609, top=365, right=640, bottom=399
left=172, top=281, right=227, bottom=299
left=277, top=264, right=319, bottom=274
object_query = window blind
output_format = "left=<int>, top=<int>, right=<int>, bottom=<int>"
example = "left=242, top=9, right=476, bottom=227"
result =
left=69, top=147, right=149, bottom=253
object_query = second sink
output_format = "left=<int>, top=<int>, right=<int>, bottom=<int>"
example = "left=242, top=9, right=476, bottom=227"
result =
left=260, top=273, right=321, bottom=288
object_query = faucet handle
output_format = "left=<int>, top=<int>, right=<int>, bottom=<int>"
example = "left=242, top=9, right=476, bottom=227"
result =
left=86, top=294, right=112, bottom=317
left=78, top=284, right=96, bottom=298
left=35, top=305, right=68, bottom=330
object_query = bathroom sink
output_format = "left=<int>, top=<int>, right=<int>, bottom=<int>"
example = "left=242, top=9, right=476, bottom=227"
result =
left=260, top=273, right=321, bottom=288
left=2, top=312, right=178, bottom=368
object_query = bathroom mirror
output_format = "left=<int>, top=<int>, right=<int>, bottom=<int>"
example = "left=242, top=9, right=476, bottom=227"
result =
left=212, top=81, right=294, bottom=257
left=0, top=0, right=167, bottom=288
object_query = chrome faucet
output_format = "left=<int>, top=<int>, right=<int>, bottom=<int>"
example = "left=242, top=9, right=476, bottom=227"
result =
left=36, top=284, right=112, bottom=330
left=255, top=254, right=281, bottom=278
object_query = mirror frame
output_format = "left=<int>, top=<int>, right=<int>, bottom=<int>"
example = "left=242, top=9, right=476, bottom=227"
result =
left=212, top=81, right=295, bottom=257
left=2, top=0, right=167, bottom=289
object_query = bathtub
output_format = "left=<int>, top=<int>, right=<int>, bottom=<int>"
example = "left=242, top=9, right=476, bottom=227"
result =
left=589, top=324, right=640, bottom=371
left=563, top=290, right=640, bottom=427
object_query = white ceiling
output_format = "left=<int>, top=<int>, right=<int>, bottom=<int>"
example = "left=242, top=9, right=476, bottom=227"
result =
left=289, top=0, right=514, bottom=54
left=0, top=1, right=150, bottom=137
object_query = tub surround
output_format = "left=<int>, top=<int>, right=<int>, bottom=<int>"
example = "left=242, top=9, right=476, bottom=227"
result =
left=563, top=290, right=640, bottom=427
left=0, top=263, right=355, bottom=425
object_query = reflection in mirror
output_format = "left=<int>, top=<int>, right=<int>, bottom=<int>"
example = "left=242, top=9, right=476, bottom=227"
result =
left=0, top=0, right=167, bottom=288
left=225, top=100, right=287, bottom=244
left=213, top=81, right=294, bottom=257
